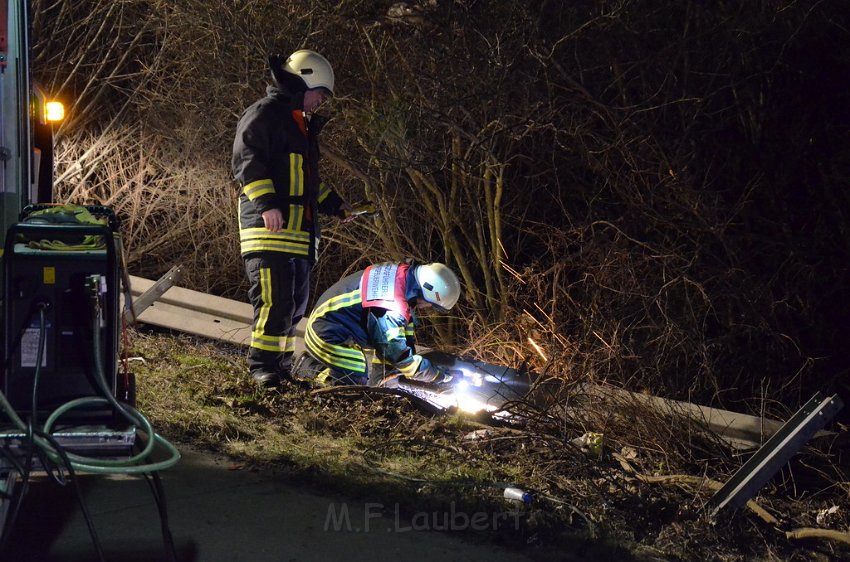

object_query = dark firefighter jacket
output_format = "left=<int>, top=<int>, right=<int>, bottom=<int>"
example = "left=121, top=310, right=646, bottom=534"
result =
left=232, top=84, right=345, bottom=261
left=307, top=264, right=439, bottom=379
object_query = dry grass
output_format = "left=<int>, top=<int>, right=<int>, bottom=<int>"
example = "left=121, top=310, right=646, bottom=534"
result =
left=52, top=125, right=244, bottom=297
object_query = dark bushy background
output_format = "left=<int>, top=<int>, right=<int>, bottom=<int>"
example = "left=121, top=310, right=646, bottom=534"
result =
left=34, top=0, right=850, bottom=418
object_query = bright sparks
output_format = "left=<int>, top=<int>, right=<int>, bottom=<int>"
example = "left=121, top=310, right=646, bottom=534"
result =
left=527, top=337, right=547, bottom=362
left=430, top=387, right=499, bottom=415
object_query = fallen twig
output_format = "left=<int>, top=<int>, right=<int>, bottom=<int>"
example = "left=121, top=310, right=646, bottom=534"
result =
left=613, top=452, right=779, bottom=526
left=785, top=527, right=850, bottom=546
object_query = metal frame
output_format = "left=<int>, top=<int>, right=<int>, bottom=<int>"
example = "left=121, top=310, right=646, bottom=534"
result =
left=707, top=392, right=844, bottom=517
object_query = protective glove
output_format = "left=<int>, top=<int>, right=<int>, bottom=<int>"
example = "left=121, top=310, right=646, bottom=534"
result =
left=341, top=201, right=380, bottom=222
left=412, top=362, right=452, bottom=384
left=434, top=368, right=454, bottom=385
left=377, top=373, right=401, bottom=389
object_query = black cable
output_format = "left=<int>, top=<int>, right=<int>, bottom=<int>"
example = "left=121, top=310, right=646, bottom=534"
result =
left=89, top=276, right=179, bottom=561
left=33, top=439, right=67, bottom=487
left=30, top=306, right=47, bottom=430
left=0, top=305, right=49, bottom=552
left=86, top=277, right=144, bottom=429
left=1, top=253, right=40, bottom=552
left=0, top=445, right=26, bottom=486
left=143, top=471, right=178, bottom=562
left=34, top=429, right=106, bottom=562
left=27, top=306, right=70, bottom=487
left=0, top=423, right=35, bottom=551
left=0, top=460, right=29, bottom=549
left=1, top=301, right=106, bottom=560
left=26, top=306, right=68, bottom=487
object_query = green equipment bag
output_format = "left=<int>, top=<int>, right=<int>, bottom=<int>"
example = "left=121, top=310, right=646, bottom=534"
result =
left=21, top=204, right=109, bottom=250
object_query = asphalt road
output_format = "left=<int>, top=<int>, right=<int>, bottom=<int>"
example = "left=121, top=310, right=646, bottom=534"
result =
left=3, top=447, right=536, bottom=562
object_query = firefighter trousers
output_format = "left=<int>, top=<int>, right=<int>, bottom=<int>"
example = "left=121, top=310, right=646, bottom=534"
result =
left=244, top=255, right=310, bottom=375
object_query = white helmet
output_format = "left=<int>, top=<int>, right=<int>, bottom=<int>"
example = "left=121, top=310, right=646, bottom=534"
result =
left=415, top=263, right=461, bottom=311
left=283, top=50, right=335, bottom=95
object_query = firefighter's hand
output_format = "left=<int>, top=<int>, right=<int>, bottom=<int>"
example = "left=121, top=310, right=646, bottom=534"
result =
left=341, top=201, right=379, bottom=223
left=413, top=363, right=451, bottom=384
left=378, top=372, right=402, bottom=389
left=433, top=367, right=454, bottom=385
left=262, top=208, right=284, bottom=232
left=422, top=367, right=454, bottom=386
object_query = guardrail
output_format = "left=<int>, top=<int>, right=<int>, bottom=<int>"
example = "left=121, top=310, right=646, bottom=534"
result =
left=124, top=268, right=836, bottom=451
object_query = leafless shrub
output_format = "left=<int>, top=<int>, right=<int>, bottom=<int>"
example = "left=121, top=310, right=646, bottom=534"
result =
left=52, top=125, right=244, bottom=296
left=335, top=1, right=848, bottom=418
left=34, top=1, right=849, bottom=420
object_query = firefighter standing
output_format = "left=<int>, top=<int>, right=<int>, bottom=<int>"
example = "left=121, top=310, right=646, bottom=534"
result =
left=295, top=262, right=461, bottom=386
left=232, top=50, right=351, bottom=386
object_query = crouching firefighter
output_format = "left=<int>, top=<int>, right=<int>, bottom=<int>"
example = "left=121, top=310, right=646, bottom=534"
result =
left=295, top=262, right=461, bottom=386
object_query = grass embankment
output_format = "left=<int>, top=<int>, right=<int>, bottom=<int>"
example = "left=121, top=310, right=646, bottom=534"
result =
left=129, top=329, right=850, bottom=562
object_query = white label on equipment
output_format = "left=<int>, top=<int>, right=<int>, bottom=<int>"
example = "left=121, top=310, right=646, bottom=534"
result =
left=364, top=264, right=398, bottom=302
left=21, top=328, right=48, bottom=368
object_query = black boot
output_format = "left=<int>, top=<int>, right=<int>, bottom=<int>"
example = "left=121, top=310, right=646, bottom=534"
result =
left=249, top=348, right=285, bottom=387
left=250, top=368, right=282, bottom=387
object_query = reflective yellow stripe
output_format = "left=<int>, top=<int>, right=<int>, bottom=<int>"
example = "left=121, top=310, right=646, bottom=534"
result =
left=315, top=368, right=332, bottom=386
left=288, top=204, right=304, bottom=231
left=307, top=337, right=364, bottom=364
left=239, top=227, right=312, bottom=255
left=396, top=356, right=422, bottom=377
left=252, top=333, right=279, bottom=344
left=303, top=286, right=367, bottom=372
left=304, top=318, right=366, bottom=371
left=309, top=348, right=364, bottom=372
left=290, top=154, right=304, bottom=196
left=318, top=182, right=331, bottom=203
left=312, top=289, right=360, bottom=317
left=282, top=336, right=296, bottom=353
left=258, top=267, right=272, bottom=333
left=397, top=362, right=417, bottom=377
left=241, top=240, right=310, bottom=255
left=385, top=326, right=403, bottom=340
left=240, top=227, right=310, bottom=241
left=244, top=179, right=275, bottom=200
left=251, top=333, right=281, bottom=352
left=305, top=323, right=363, bottom=361
left=250, top=343, right=280, bottom=352
left=250, top=268, right=275, bottom=351
left=305, top=335, right=365, bottom=371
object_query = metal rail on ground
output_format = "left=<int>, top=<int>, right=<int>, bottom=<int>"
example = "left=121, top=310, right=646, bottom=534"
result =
left=706, top=392, right=844, bottom=517
left=124, top=273, right=840, bottom=453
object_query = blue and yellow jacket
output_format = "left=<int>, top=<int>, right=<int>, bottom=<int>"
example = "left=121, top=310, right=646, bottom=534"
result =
left=306, top=264, right=439, bottom=379
left=232, top=84, right=345, bottom=260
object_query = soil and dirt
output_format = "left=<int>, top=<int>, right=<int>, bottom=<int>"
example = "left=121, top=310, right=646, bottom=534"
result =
left=128, top=329, right=850, bottom=562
